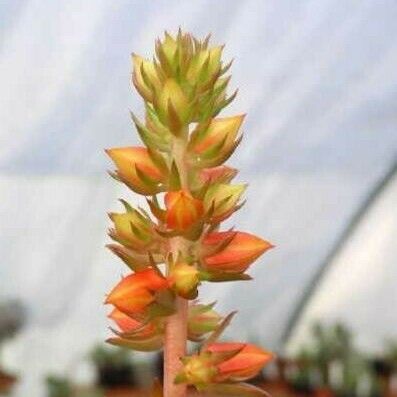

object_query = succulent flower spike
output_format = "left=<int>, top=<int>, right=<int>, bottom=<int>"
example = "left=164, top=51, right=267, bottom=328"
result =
left=187, top=303, right=222, bottom=341
left=165, top=190, right=204, bottom=231
left=202, top=231, right=274, bottom=273
left=104, top=30, right=275, bottom=396
left=105, top=269, right=169, bottom=315
left=106, top=146, right=165, bottom=195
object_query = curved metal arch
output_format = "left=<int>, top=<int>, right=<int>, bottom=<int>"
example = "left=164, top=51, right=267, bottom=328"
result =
left=281, top=156, right=397, bottom=347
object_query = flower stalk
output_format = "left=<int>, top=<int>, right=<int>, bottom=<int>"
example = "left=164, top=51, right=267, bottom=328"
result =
left=164, top=287, right=188, bottom=397
left=104, top=30, right=275, bottom=396
left=164, top=127, right=190, bottom=397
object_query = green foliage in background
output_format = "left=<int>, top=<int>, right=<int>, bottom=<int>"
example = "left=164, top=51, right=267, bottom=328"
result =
left=291, top=322, right=382, bottom=397
left=89, top=344, right=134, bottom=370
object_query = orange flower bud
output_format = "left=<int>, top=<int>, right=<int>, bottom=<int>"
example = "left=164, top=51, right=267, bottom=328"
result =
left=165, top=190, right=204, bottom=231
left=203, top=231, right=273, bottom=273
left=169, top=262, right=200, bottom=299
left=177, top=342, right=273, bottom=386
left=207, top=342, right=274, bottom=382
left=204, top=183, right=246, bottom=222
left=106, top=146, right=163, bottom=195
left=192, top=115, right=244, bottom=155
left=105, top=269, right=169, bottom=315
left=108, top=308, right=157, bottom=338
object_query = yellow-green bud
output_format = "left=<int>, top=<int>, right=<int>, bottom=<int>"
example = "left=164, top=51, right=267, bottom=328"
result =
left=156, top=78, right=189, bottom=127
left=188, top=304, right=222, bottom=340
left=161, top=32, right=178, bottom=65
left=187, top=46, right=223, bottom=86
left=132, top=54, right=162, bottom=103
left=183, top=354, right=217, bottom=385
left=170, top=262, right=199, bottom=299
left=109, top=210, right=153, bottom=249
left=204, top=183, right=246, bottom=222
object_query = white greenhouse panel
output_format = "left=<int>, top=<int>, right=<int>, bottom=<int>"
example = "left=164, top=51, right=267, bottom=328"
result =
left=287, top=172, right=397, bottom=355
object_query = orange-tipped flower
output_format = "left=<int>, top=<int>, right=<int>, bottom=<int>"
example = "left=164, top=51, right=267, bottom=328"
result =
left=165, top=190, right=204, bottom=231
left=105, top=269, right=169, bottom=315
left=193, top=115, right=244, bottom=154
left=109, top=307, right=157, bottom=337
left=106, top=146, right=164, bottom=195
left=107, top=307, right=165, bottom=352
left=203, top=231, right=273, bottom=273
left=177, top=342, right=273, bottom=386
left=207, top=342, right=274, bottom=382
left=191, top=115, right=244, bottom=167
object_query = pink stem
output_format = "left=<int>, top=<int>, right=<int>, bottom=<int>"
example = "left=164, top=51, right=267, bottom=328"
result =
left=163, top=133, right=190, bottom=396
left=164, top=296, right=188, bottom=397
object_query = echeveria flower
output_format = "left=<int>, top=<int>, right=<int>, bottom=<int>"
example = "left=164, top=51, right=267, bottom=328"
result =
left=202, top=231, right=274, bottom=273
left=176, top=341, right=273, bottom=385
left=165, top=190, right=204, bottom=231
left=106, top=146, right=164, bottom=195
left=105, top=269, right=169, bottom=315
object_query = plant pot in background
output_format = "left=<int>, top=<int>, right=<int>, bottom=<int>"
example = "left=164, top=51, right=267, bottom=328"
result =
left=0, top=370, right=17, bottom=394
left=90, top=345, right=137, bottom=389
left=98, top=364, right=136, bottom=388
left=371, top=358, right=393, bottom=379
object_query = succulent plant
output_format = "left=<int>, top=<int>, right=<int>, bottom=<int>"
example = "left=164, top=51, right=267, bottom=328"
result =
left=103, top=30, right=274, bottom=396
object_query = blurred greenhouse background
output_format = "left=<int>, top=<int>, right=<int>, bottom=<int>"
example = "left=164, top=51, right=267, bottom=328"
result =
left=0, top=0, right=397, bottom=396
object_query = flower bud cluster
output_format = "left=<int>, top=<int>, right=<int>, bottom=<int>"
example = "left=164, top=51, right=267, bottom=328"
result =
left=176, top=342, right=273, bottom=392
left=104, top=30, right=274, bottom=395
